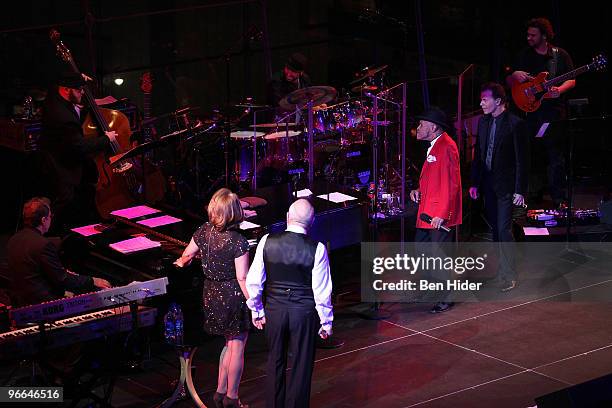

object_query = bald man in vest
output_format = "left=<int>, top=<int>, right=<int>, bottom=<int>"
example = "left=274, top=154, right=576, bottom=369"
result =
left=247, top=199, right=333, bottom=408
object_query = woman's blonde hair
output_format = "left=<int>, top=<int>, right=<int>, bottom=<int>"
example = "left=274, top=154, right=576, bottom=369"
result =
left=207, top=188, right=244, bottom=231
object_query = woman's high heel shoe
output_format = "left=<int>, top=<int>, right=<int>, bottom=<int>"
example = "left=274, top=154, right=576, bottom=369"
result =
left=222, top=395, right=249, bottom=408
left=213, top=392, right=225, bottom=408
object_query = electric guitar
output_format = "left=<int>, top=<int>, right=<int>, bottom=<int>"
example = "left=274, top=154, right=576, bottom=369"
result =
left=511, top=54, right=607, bottom=113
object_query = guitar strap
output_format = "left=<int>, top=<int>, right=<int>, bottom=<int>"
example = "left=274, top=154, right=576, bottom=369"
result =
left=547, top=47, right=559, bottom=78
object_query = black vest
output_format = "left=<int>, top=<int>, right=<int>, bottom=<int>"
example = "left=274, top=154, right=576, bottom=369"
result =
left=263, top=231, right=318, bottom=308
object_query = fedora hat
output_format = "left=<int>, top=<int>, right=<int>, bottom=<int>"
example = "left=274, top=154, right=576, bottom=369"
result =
left=415, top=106, right=450, bottom=130
left=56, top=72, right=86, bottom=88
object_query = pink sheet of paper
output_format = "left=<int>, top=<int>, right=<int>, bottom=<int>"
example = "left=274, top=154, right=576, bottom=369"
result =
left=110, top=205, right=160, bottom=219
left=137, top=215, right=182, bottom=228
left=71, top=224, right=102, bottom=237
left=523, top=227, right=549, bottom=236
left=109, top=236, right=161, bottom=254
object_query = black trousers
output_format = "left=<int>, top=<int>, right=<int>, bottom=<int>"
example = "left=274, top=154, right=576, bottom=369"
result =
left=265, top=305, right=318, bottom=408
left=414, top=227, right=454, bottom=243
left=482, top=180, right=514, bottom=243
left=414, top=227, right=454, bottom=303
left=482, top=180, right=517, bottom=282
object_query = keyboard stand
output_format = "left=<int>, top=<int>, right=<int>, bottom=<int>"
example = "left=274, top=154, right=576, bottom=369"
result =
left=161, top=346, right=206, bottom=408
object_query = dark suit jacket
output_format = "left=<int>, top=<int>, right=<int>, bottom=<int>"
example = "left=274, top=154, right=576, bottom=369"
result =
left=471, top=111, right=529, bottom=195
left=7, top=227, right=94, bottom=307
left=40, top=91, right=109, bottom=186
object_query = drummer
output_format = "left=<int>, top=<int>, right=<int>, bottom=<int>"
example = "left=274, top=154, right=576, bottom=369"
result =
left=266, top=52, right=311, bottom=113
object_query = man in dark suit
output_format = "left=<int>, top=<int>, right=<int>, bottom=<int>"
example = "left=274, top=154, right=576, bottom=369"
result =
left=246, top=199, right=333, bottom=408
left=40, top=72, right=117, bottom=233
left=7, top=197, right=111, bottom=307
left=470, top=82, right=529, bottom=292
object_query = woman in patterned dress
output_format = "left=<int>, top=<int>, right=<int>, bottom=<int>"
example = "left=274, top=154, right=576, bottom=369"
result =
left=175, top=188, right=250, bottom=408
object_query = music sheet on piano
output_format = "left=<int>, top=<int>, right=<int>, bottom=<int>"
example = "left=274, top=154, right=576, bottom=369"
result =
left=109, top=236, right=161, bottom=254
left=110, top=205, right=161, bottom=219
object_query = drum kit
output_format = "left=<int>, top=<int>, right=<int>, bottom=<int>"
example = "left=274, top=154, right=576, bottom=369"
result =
left=225, top=65, right=399, bottom=190
left=134, top=64, right=402, bottom=201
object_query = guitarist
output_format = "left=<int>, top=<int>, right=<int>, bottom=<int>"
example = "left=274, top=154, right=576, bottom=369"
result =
left=40, top=72, right=118, bottom=234
left=506, top=17, right=575, bottom=208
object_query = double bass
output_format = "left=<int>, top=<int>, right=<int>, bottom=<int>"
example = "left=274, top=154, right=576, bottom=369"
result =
left=50, top=30, right=165, bottom=217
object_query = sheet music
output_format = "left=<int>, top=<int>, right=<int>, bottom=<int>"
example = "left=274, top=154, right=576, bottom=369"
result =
left=137, top=215, right=182, bottom=228
left=110, top=205, right=161, bottom=219
left=296, top=189, right=313, bottom=198
left=240, top=220, right=261, bottom=230
left=523, top=227, right=549, bottom=236
left=317, top=192, right=358, bottom=203
left=71, top=223, right=103, bottom=237
left=109, top=236, right=161, bottom=254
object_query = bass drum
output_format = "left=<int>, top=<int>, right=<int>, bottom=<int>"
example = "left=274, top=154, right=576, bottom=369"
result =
left=312, top=138, right=341, bottom=178
left=333, top=142, right=372, bottom=187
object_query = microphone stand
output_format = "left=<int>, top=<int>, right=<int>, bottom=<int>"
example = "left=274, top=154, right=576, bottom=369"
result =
left=359, top=92, right=391, bottom=320
left=221, top=27, right=262, bottom=188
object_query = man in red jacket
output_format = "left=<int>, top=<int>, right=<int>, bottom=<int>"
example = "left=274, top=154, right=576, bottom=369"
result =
left=410, top=107, right=462, bottom=313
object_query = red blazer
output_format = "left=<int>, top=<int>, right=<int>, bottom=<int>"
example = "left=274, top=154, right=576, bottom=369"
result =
left=416, top=132, right=462, bottom=229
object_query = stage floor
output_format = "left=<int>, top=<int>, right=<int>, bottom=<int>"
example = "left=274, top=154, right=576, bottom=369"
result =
left=99, top=245, right=612, bottom=408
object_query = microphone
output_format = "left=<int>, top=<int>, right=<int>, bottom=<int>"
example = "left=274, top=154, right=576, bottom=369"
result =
left=420, top=213, right=451, bottom=232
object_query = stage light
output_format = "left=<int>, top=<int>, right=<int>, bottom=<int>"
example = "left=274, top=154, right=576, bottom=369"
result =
left=114, top=78, right=124, bottom=86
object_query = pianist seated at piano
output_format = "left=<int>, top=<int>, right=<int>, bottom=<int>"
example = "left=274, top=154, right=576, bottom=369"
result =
left=7, top=197, right=112, bottom=308
left=174, top=188, right=251, bottom=408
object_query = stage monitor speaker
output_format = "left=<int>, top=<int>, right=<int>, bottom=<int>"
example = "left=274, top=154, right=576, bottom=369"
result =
left=535, top=372, right=612, bottom=407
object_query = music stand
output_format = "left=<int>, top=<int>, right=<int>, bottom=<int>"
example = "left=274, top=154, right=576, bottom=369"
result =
left=542, top=117, right=596, bottom=261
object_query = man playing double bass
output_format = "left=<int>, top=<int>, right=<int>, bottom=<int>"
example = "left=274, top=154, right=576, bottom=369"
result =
left=40, top=72, right=118, bottom=234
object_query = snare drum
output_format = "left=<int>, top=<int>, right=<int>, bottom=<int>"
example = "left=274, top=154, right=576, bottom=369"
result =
left=264, top=130, right=305, bottom=167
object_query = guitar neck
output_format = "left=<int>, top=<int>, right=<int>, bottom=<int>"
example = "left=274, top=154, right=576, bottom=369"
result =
left=543, top=64, right=591, bottom=88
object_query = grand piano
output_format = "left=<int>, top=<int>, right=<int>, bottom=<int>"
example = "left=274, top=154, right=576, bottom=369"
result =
left=63, top=181, right=366, bottom=343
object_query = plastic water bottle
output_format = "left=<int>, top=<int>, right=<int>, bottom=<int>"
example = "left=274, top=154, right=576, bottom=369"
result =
left=164, top=303, right=179, bottom=345
left=174, top=304, right=184, bottom=346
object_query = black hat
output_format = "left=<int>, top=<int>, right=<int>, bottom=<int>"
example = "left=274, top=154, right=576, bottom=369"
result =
left=286, top=52, right=307, bottom=72
left=415, top=106, right=450, bottom=130
left=56, top=72, right=86, bottom=88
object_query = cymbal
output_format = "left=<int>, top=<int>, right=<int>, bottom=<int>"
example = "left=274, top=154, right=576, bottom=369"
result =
left=351, top=84, right=378, bottom=93
left=235, top=103, right=270, bottom=108
left=158, top=123, right=205, bottom=141
left=349, top=65, right=388, bottom=85
left=249, top=122, right=298, bottom=128
left=230, top=131, right=266, bottom=139
left=279, top=86, right=337, bottom=111
left=174, top=106, right=200, bottom=114
left=265, top=130, right=302, bottom=140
